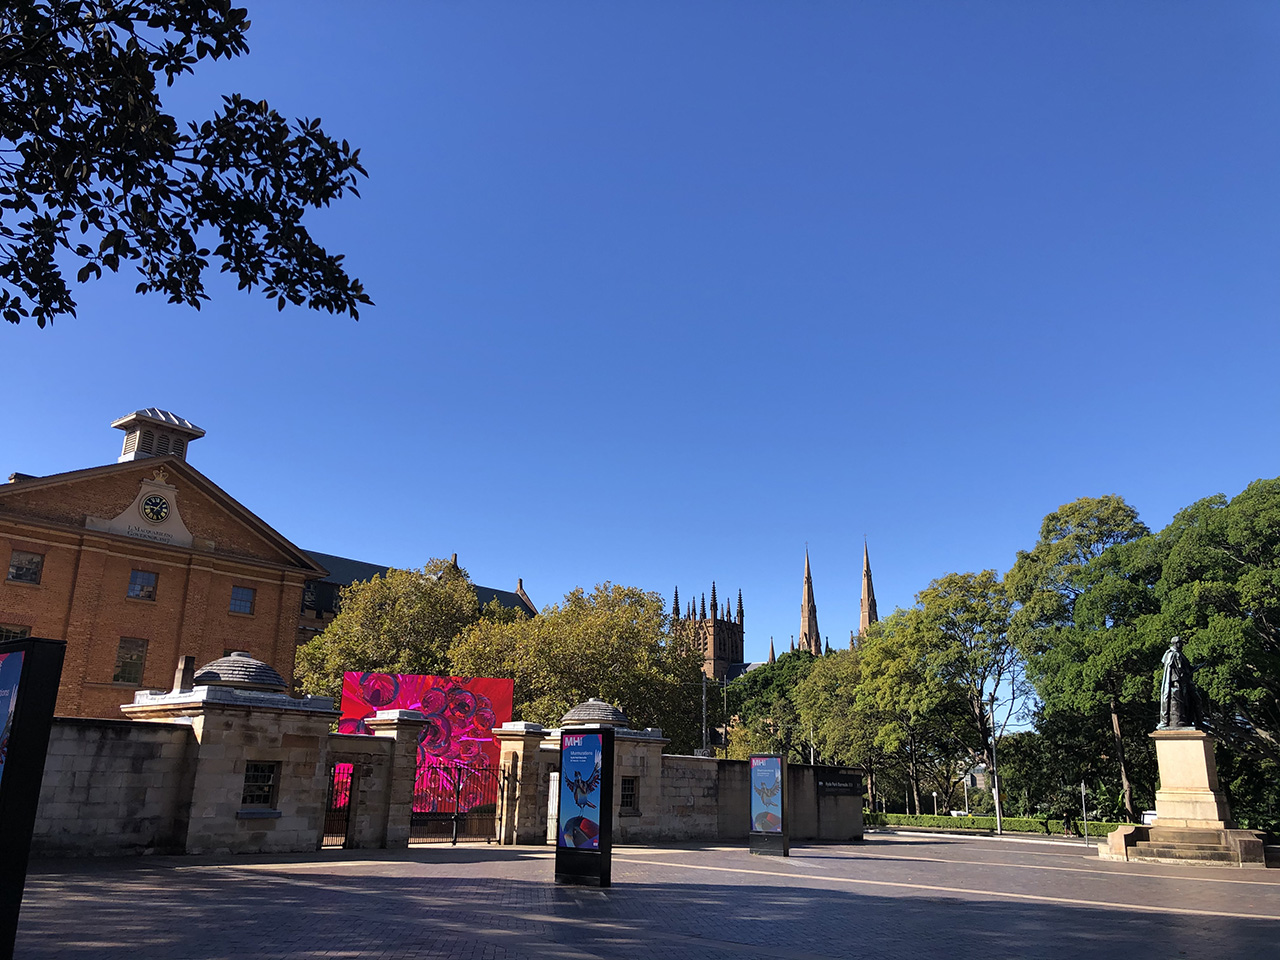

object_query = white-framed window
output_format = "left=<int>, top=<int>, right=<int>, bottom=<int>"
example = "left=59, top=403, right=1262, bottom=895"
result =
left=127, top=569, right=158, bottom=601
left=229, top=585, right=256, bottom=615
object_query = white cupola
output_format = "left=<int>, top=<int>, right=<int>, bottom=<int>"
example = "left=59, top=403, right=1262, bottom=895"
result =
left=112, top=408, right=206, bottom=463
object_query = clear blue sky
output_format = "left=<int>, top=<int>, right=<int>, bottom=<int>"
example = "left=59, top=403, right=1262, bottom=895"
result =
left=5, top=3, right=1279, bottom=661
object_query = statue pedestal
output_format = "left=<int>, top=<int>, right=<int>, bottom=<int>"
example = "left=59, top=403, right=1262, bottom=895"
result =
left=1099, top=728, right=1268, bottom=868
left=1150, top=728, right=1232, bottom=828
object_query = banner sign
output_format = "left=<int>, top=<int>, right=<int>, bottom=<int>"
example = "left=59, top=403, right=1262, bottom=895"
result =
left=557, top=731, right=604, bottom=849
left=750, top=755, right=784, bottom=833
left=338, top=672, right=513, bottom=812
left=0, top=651, right=24, bottom=793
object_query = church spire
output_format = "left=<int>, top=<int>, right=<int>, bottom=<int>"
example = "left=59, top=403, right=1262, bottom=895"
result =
left=799, top=548, right=821, bottom=655
left=710, top=581, right=717, bottom=618
left=736, top=589, right=744, bottom=626
left=700, top=593, right=707, bottom=620
left=768, top=637, right=776, bottom=665
left=671, top=586, right=680, bottom=622
left=860, top=539, right=879, bottom=635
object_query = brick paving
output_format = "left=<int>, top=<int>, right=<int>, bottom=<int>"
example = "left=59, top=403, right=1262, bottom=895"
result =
left=15, top=833, right=1280, bottom=960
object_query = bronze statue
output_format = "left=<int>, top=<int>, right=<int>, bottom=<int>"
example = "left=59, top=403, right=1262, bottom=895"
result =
left=1158, top=636, right=1199, bottom=730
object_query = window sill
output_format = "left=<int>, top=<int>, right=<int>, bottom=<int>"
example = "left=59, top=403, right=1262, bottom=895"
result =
left=236, top=809, right=282, bottom=819
left=228, top=611, right=257, bottom=619
left=619, top=809, right=642, bottom=818
left=125, top=596, right=157, bottom=604
left=4, top=579, right=42, bottom=589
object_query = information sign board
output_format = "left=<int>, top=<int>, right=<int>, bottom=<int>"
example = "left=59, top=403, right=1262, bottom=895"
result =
left=748, top=754, right=789, bottom=856
left=554, top=726, right=614, bottom=886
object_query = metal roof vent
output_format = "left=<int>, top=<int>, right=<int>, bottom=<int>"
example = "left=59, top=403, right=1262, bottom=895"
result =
left=112, top=408, right=206, bottom=463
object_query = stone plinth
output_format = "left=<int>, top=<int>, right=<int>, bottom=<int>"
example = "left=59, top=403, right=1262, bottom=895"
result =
left=1150, top=728, right=1232, bottom=829
left=1099, top=728, right=1268, bottom=868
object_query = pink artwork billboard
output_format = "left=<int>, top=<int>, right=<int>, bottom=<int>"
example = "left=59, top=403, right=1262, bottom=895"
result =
left=338, top=672, right=513, bottom=812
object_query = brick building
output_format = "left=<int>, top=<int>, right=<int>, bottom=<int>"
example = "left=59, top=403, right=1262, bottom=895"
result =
left=1, top=408, right=541, bottom=720
left=0, top=409, right=326, bottom=718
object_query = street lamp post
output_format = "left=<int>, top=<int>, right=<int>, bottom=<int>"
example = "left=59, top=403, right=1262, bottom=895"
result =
left=963, top=776, right=969, bottom=815
left=932, top=791, right=938, bottom=816
left=988, top=693, right=1003, bottom=836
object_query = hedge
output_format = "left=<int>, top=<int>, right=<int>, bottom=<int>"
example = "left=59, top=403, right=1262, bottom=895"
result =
left=863, top=812, right=1127, bottom=838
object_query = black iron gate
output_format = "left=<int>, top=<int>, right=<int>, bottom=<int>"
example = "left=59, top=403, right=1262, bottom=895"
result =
left=410, top=763, right=500, bottom=844
left=321, top=761, right=353, bottom=849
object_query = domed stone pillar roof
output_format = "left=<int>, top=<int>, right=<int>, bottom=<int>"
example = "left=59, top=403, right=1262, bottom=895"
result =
left=193, top=651, right=288, bottom=693
left=561, top=698, right=629, bottom=728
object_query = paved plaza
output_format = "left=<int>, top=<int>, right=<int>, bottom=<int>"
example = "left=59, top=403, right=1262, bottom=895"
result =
left=15, top=832, right=1280, bottom=960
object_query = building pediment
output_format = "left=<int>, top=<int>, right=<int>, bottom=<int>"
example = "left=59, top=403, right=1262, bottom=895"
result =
left=0, top=458, right=325, bottom=574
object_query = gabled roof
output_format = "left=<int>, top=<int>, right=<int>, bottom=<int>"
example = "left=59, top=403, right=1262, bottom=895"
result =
left=302, top=550, right=537, bottom=618
left=0, top=456, right=325, bottom=576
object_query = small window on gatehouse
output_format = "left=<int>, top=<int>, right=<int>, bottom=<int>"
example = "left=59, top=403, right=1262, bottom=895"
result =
left=242, top=762, right=281, bottom=808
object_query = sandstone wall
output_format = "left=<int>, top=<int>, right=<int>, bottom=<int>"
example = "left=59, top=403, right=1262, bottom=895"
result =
left=31, top=717, right=196, bottom=856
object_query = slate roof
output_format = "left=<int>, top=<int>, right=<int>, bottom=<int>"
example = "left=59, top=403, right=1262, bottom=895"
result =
left=302, top=550, right=537, bottom=618
left=562, top=698, right=629, bottom=726
left=194, top=651, right=288, bottom=692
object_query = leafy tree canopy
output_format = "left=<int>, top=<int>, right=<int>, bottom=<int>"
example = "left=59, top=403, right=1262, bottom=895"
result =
left=296, top=558, right=482, bottom=699
left=1152, top=478, right=1280, bottom=768
left=1, top=1, right=371, bottom=326
left=449, top=583, right=708, bottom=753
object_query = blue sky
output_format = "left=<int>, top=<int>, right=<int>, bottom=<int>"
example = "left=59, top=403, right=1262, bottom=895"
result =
left=5, top=3, right=1279, bottom=661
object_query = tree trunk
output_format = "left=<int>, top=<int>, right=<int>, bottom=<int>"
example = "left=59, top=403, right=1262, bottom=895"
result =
left=1110, top=694, right=1136, bottom=821
left=908, top=736, right=921, bottom=814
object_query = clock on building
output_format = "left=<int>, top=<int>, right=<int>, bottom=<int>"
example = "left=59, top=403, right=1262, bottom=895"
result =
left=140, top=494, right=170, bottom=524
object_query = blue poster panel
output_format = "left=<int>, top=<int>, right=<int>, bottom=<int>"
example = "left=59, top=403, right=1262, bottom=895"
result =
left=750, top=755, right=783, bottom=833
left=0, top=651, right=24, bottom=793
left=558, top=731, right=604, bottom=849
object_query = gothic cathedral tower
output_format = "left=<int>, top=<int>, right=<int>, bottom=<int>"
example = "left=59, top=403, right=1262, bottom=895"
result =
left=860, top=539, right=879, bottom=635
left=671, top=582, right=745, bottom=680
left=799, top=549, right=821, bottom=655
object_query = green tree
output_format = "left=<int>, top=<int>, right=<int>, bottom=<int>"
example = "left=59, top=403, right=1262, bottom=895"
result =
left=913, top=571, right=1025, bottom=774
left=449, top=583, right=708, bottom=753
left=1, top=1, right=371, bottom=326
left=1152, top=479, right=1280, bottom=773
left=723, top=650, right=816, bottom=762
left=296, top=559, right=482, bottom=698
left=1007, top=495, right=1157, bottom=820
left=851, top=614, right=972, bottom=813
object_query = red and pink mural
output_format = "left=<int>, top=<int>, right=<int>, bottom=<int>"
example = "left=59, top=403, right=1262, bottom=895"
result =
left=338, top=672, right=513, bottom=812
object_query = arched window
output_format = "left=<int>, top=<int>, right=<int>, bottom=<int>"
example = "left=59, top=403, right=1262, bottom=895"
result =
left=171, top=438, right=185, bottom=458
left=139, top=430, right=154, bottom=453
left=123, top=432, right=138, bottom=454
left=156, top=435, right=170, bottom=455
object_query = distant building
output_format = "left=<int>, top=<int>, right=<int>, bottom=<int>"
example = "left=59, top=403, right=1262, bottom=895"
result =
left=297, top=551, right=536, bottom=647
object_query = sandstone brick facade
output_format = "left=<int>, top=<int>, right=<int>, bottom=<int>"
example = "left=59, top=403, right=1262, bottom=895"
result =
left=0, top=456, right=323, bottom=718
